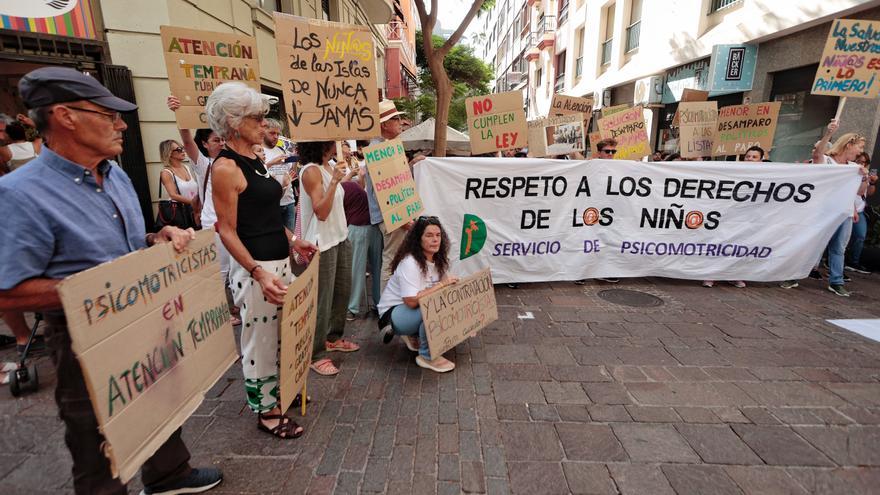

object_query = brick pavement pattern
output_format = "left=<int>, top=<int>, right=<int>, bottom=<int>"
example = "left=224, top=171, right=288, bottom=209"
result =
left=2, top=275, right=880, bottom=494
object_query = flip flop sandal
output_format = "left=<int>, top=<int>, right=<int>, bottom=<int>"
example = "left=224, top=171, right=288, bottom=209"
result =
left=257, top=413, right=304, bottom=439
left=292, top=394, right=312, bottom=408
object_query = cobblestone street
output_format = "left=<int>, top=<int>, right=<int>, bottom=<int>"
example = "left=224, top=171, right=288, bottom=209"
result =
left=3, top=274, right=880, bottom=494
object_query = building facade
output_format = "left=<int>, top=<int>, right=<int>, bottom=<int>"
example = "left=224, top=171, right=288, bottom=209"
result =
left=0, top=0, right=393, bottom=227
left=473, top=0, right=880, bottom=162
left=383, top=0, right=420, bottom=99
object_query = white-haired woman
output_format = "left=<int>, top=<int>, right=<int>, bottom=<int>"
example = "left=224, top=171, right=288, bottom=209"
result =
left=208, top=82, right=317, bottom=438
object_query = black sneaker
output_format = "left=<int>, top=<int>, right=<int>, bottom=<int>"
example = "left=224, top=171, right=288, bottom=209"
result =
left=843, top=274, right=852, bottom=282
left=809, top=269, right=823, bottom=280
left=141, top=467, right=222, bottom=495
left=851, top=264, right=871, bottom=274
left=380, top=324, right=394, bottom=344
left=573, top=279, right=586, bottom=285
left=827, top=284, right=851, bottom=297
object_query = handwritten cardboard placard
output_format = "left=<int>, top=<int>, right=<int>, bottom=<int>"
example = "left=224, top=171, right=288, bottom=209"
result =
left=465, top=91, right=528, bottom=154
left=713, top=102, right=781, bottom=156
left=279, top=251, right=318, bottom=414
left=420, top=268, right=498, bottom=360
left=160, top=26, right=261, bottom=129
left=597, top=105, right=650, bottom=160
left=550, top=94, right=594, bottom=116
left=812, top=19, right=880, bottom=99
left=601, top=103, right=630, bottom=117
left=678, top=101, right=718, bottom=158
left=364, top=138, right=423, bottom=232
left=527, top=114, right=585, bottom=157
left=672, top=88, right=709, bottom=126
left=274, top=13, right=381, bottom=140
left=56, top=230, right=236, bottom=482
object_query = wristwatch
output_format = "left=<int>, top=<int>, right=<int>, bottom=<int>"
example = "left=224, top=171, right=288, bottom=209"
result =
left=290, top=234, right=298, bottom=244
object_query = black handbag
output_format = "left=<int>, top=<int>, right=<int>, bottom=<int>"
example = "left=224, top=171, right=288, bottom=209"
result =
left=155, top=168, right=198, bottom=230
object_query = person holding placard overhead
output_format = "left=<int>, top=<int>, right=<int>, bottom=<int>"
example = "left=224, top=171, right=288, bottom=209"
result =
left=298, top=140, right=359, bottom=376
left=377, top=216, right=459, bottom=373
left=207, top=82, right=317, bottom=438
left=811, top=119, right=869, bottom=297
left=0, top=67, right=223, bottom=495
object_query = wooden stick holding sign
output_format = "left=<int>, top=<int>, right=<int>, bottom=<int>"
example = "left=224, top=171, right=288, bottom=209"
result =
left=279, top=251, right=319, bottom=416
left=56, top=230, right=238, bottom=482
left=835, top=97, right=847, bottom=121
left=420, top=268, right=498, bottom=360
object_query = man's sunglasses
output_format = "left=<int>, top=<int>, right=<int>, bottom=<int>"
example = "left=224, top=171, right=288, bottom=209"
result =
left=600, top=149, right=618, bottom=155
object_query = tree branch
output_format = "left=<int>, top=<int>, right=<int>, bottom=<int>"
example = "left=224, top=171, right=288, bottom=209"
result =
left=414, top=0, right=436, bottom=40
left=440, top=0, right=486, bottom=55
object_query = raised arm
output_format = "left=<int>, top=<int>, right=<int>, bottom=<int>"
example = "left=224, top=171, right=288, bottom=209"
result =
left=167, top=95, right=201, bottom=163
left=813, top=119, right=838, bottom=164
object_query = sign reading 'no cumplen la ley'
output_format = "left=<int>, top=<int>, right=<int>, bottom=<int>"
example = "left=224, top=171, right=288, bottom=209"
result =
left=56, top=230, right=237, bottom=482
left=274, top=13, right=381, bottom=140
left=465, top=91, right=528, bottom=154
left=160, top=26, right=261, bottom=129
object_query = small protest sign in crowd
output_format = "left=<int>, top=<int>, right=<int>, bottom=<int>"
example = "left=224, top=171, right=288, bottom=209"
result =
left=0, top=14, right=877, bottom=495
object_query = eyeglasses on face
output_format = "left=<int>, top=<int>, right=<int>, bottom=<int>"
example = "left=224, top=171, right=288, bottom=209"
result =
left=62, top=105, right=123, bottom=124
left=245, top=113, right=267, bottom=122
left=173, top=147, right=185, bottom=153
left=600, top=149, right=618, bottom=155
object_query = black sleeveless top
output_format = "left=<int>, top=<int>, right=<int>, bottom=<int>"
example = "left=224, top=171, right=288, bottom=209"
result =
left=219, top=148, right=288, bottom=261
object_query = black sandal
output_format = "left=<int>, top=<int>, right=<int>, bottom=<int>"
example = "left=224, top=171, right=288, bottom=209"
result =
left=292, top=394, right=312, bottom=408
left=258, top=413, right=304, bottom=439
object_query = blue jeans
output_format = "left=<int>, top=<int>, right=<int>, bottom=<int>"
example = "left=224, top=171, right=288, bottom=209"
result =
left=280, top=203, right=296, bottom=231
left=828, top=218, right=853, bottom=286
left=389, top=304, right=430, bottom=358
left=347, top=224, right=383, bottom=315
left=847, top=212, right=868, bottom=265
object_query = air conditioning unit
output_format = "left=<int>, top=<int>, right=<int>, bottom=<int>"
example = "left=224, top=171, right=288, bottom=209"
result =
left=506, top=71, right=525, bottom=82
left=594, top=89, right=612, bottom=109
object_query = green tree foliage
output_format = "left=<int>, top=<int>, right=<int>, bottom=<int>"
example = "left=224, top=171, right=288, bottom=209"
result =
left=404, top=30, right=493, bottom=131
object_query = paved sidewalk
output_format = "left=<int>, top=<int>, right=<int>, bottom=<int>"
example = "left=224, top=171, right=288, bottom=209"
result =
left=2, top=273, right=880, bottom=494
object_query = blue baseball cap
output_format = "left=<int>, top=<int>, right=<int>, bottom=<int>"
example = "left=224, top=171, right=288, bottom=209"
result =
left=19, top=67, right=137, bottom=112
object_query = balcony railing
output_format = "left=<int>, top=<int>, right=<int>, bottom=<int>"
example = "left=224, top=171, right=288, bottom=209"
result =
left=385, top=20, right=404, bottom=40
left=575, top=56, right=583, bottom=78
left=625, top=20, right=640, bottom=52
left=536, top=15, right=556, bottom=39
left=558, top=4, right=569, bottom=26
left=601, top=38, right=613, bottom=65
left=709, top=0, right=741, bottom=13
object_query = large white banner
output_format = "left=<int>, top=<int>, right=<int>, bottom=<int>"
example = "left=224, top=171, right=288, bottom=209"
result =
left=415, top=158, right=861, bottom=284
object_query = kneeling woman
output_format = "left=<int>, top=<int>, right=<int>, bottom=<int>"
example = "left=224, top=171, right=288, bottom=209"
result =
left=377, top=216, right=458, bottom=373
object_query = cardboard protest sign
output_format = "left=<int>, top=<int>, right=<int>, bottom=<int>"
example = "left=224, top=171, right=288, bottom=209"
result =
left=550, top=94, right=594, bottom=116
left=160, top=26, right=260, bottom=129
left=279, top=251, right=318, bottom=414
left=713, top=102, right=781, bottom=156
left=363, top=138, right=423, bottom=232
left=678, top=101, right=718, bottom=158
left=465, top=91, right=528, bottom=154
left=527, top=114, right=585, bottom=157
left=601, top=103, right=630, bottom=117
left=56, top=230, right=237, bottom=482
left=672, top=88, right=709, bottom=126
left=812, top=19, right=880, bottom=99
left=420, top=268, right=498, bottom=360
left=597, top=105, right=650, bottom=160
left=274, top=13, right=381, bottom=140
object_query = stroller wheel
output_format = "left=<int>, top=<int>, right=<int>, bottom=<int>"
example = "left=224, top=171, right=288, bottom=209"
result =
left=10, top=369, right=21, bottom=397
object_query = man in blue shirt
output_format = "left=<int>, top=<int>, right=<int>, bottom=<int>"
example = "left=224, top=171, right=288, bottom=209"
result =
left=0, top=67, right=222, bottom=495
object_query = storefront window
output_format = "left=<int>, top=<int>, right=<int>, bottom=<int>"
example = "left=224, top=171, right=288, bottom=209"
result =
left=770, top=64, right=838, bottom=163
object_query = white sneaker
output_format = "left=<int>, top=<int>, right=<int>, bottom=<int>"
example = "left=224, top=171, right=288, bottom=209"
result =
left=415, top=355, right=455, bottom=373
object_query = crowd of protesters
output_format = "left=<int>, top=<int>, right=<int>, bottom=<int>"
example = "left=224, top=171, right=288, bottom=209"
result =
left=0, top=66, right=878, bottom=494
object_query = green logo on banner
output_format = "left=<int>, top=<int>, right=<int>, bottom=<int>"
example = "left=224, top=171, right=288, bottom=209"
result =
left=460, top=214, right=487, bottom=260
